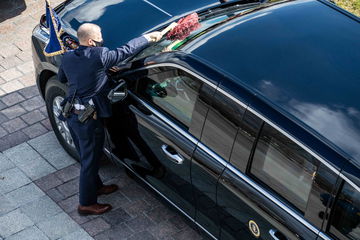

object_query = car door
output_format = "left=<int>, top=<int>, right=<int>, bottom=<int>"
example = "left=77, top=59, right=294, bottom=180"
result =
left=323, top=161, right=360, bottom=240
left=109, top=65, right=216, bottom=219
left=217, top=114, right=334, bottom=240
left=191, top=87, right=248, bottom=238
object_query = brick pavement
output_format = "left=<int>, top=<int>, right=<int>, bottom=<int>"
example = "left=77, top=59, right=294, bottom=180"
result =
left=1, top=132, right=205, bottom=240
left=0, top=86, right=51, bottom=151
left=0, top=0, right=64, bottom=151
left=0, top=133, right=92, bottom=240
left=0, top=1, right=208, bottom=239
left=0, top=0, right=64, bottom=94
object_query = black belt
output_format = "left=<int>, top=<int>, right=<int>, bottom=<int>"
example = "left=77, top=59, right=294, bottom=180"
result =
left=72, top=109, right=83, bottom=115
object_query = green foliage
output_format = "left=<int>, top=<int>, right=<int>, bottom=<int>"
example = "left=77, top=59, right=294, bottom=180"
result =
left=334, top=0, right=360, bottom=17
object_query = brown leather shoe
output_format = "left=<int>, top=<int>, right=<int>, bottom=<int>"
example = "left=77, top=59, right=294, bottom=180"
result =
left=97, top=184, right=119, bottom=196
left=78, top=203, right=112, bottom=215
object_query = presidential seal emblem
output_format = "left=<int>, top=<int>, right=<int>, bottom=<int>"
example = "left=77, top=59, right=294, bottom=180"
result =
left=248, top=220, right=260, bottom=238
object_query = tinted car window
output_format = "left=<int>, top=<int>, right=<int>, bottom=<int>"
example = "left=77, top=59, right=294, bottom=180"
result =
left=250, top=123, right=318, bottom=213
left=136, top=68, right=201, bottom=129
left=304, top=163, right=340, bottom=229
left=132, top=13, right=237, bottom=61
left=201, top=91, right=246, bottom=160
left=132, top=6, right=260, bottom=61
left=329, top=182, right=360, bottom=240
left=229, top=110, right=262, bottom=172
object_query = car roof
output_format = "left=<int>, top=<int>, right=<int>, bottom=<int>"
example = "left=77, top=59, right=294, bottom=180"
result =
left=182, top=0, right=360, bottom=166
left=58, top=0, right=219, bottom=47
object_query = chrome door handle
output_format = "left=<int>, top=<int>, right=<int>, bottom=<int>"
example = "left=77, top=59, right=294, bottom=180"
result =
left=161, top=145, right=184, bottom=164
left=269, top=229, right=286, bottom=240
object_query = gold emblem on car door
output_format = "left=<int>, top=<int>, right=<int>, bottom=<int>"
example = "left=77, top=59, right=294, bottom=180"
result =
left=248, top=220, right=260, bottom=238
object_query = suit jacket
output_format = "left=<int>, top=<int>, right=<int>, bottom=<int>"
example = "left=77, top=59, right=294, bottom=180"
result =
left=58, top=36, right=148, bottom=118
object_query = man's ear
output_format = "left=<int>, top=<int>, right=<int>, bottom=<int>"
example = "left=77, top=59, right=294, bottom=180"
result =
left=88, top=38, right=95, bottom=47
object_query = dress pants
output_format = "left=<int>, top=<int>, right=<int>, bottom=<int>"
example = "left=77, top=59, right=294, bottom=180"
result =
left=66, top=114, right=104, bottom=206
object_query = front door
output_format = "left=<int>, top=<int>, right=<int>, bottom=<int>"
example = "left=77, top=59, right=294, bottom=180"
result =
left=110, top=65, right=215, bottom=219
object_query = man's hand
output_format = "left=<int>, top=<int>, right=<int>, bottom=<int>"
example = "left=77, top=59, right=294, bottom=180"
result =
left=144, top=31, right=163, bottom=43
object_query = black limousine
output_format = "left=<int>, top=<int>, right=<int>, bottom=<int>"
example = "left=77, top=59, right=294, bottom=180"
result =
left=32, top=0, right=360, bottom=239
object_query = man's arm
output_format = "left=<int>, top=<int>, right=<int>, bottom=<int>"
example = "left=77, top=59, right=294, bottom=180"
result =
left=101, top=32, right=162, bottom=68
left=58, top=64, right=68, bottom=83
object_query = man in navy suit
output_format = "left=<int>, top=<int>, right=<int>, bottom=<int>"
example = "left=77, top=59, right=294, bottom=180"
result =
left=58, top=23, right=162, bottom=215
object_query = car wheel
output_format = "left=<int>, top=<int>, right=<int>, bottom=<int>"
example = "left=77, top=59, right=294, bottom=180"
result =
left=45, top=76, right=79, bottom=161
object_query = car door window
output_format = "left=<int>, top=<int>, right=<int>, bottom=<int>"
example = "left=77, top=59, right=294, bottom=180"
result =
left=328, top=182, right=360, bottom=240
left=136, top=68, right=201, bottom=129
left=200, top=90, right=246, bottom=160
left=229, top=110, right=262, bottom=172
left=250, top=123, right=319, bottom=213
left=304, top=163, right=340, bottom=229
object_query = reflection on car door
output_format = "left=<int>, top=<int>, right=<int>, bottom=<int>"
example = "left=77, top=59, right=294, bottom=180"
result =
left=217, top=114, right=330, bottom=240
left=191, top=88, right=247, bottom=238
left=324, top=161, right=360, bottom=240
left=114, top=66, right=215, bottom=219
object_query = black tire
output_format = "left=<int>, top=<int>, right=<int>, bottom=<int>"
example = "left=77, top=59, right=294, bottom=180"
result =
left=45, top=76, right=79, bottom=161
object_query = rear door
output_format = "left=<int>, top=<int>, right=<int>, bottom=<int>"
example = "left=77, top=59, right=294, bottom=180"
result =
left=217, top=110, right=328, bottom=239
left=323, top=162, right=360, bottom=240
left=191, top=87, right=247, bottom=238
left=111, top=65, right=216, bottom=219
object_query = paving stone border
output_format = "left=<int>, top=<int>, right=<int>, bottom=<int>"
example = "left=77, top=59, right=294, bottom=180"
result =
left=0, top=86, right=51, bottom=152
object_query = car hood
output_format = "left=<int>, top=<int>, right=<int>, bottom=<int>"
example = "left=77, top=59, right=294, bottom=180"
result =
left=58, top=0, right=219, bottom=48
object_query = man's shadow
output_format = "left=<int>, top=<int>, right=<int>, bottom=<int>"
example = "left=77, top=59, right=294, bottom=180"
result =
left=0, top=0, right=26, bottom=23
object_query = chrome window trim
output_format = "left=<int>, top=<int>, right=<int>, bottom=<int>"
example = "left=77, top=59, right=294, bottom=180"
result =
left=125, top=62, right=218, bottom=90
left=216, top=87, right=248, bottom=109
left=339, top=173, right=360, bottom=193
left=319, top=232, right=333, bottom=240
left=133, top=89, right=328, bottom=239
left=226, top=163, right=321, bottom=235
left=197, top=142, right=228, bottom=167
left=127, top=62, right=360, bottom=240
left=247, top=107, right=340, bottom=175
left=133, top=94, right=229, bottom=168
left=139, top=63, right=359, bottom=191
left=130, top=93, right=199, bottom=146
left=247, top=106, right=360, bottom=192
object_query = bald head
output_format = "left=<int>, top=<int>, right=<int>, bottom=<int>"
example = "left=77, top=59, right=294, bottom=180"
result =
left=77, top=23, right=103, bottom=46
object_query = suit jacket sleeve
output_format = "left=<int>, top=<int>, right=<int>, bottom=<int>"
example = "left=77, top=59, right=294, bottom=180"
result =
left=57, top=63, right=67, bottom=83
left=101, top=36, right=149, bottom=68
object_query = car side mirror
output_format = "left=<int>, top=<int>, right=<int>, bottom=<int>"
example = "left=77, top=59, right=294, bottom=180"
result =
left=108, top=80, right=128, bottom=103
left=40, top=14, right=47, bottom=28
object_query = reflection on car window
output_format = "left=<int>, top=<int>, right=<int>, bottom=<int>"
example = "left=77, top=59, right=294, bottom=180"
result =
left=132, top=12, right=240, bottom=61
left=329, top=182, right=360, bottom=240
left=133, top=39, right=172, bottom=61
left=230, top=111, right=262, bottom=172
left=250, top=123, right=318, bottom=213
left=138, top=69, right=201, bottom=128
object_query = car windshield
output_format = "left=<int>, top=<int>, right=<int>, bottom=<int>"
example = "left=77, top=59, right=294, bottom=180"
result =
left=131, top=3, right=261, bottom=61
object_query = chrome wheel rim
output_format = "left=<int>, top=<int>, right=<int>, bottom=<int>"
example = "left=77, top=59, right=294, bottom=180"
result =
left=53, top=96, right=75, bottom=148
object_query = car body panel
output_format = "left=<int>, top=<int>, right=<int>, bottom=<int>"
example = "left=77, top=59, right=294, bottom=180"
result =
left=184, top=0, right=360, bottom=166
left=218, top=167, right=319, bottom=240
left=58, top=0, right=219, bottom=47
left=107, top=64, right=219, bottom=220
left=191, top=147, right=226, bottom=238
left=31, top=1, right=360, bottom=239
left=128, top=100, right=197, bottom=218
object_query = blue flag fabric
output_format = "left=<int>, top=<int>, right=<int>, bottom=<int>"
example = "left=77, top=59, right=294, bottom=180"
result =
left=43, top=0, right=65, bottom=56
